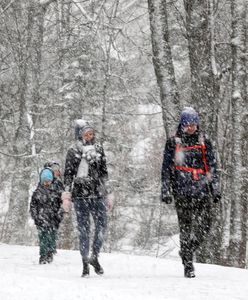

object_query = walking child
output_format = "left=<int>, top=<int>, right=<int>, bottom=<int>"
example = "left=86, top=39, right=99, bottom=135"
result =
left=30, top=168, right=64, bottom=264
left=44, top=161, right=71, bottom=213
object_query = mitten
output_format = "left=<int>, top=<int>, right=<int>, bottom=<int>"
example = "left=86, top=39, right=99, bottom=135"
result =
left=161, top=192, right=173, bottom=204
left=35, top=219, right=42, bottom=228
left=62, top=191, right=71, bottom=201
left=213, top=193, right=221, bottom=204
left=61, top=192, right=72, bottom=213
left=106, top=193, right=114, bottom=211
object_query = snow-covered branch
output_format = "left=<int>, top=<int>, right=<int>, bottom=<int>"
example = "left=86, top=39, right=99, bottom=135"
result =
left=0, top=0, right=15, bottom=15
left=40, top=0, right=56, bottom=8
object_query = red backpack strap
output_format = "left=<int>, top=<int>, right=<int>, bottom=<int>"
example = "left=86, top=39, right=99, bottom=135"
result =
left=199, top=133, right=209, bottom=173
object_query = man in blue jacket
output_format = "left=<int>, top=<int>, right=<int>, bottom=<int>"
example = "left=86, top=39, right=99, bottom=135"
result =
left=161, top=107, right=221, bottom=278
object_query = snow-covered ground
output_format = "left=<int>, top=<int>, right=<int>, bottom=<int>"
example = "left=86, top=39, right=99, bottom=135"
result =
left=0, top=243, right=248, bottom=300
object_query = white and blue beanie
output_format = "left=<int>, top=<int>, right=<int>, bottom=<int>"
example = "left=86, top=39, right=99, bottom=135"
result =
left=180, top=107, right=199, bottom=127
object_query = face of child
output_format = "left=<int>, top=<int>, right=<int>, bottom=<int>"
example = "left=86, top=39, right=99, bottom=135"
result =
left=183, top=124, right=197, bottom=135
left=43, top=180, right=52, bottom=188
left=82, top=130, right=94, bottom=142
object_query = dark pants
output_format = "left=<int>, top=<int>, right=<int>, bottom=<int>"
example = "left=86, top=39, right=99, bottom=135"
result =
left=37, top=227, right=57, bottom=257
left=74, top=197, right=107, bottom=260
left=175, top=196, right=212, bottom=264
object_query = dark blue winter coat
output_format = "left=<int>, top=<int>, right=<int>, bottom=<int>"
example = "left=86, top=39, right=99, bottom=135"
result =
left=30, top=182, right=63, bottom=230
left=161, top=126, right=220, bottom=199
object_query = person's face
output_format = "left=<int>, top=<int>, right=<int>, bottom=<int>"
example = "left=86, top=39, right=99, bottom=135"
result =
left=82, top=130, right=94, bottom=142
left=183, top=124, right=197, bottom=135
left=52, top=165, right=61, bottom=178
left=43, top=180, right=52, bottom=188
left=53, top=170, right=61, bottom=178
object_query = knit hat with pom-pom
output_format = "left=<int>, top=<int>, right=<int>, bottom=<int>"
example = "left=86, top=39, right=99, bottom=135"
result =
left=180, top=107, right=199, bottom=126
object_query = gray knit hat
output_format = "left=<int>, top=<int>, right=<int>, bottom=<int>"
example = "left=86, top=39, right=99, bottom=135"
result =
left=74, top=119, right=94, bottom=140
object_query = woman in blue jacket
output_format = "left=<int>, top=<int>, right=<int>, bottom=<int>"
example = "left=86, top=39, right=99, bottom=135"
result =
left=64, top=120, right=112, bottom=277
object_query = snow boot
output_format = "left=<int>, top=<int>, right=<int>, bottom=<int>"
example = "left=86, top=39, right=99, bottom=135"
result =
left=184, top=261, right=195, bottom=278
left=81, top=259, right=90, bottom=277
left=89, top=255, right=104, bottom=275
left=39, top=256, right=47, bottom=264
left=47, top=252, right=54, bottom=263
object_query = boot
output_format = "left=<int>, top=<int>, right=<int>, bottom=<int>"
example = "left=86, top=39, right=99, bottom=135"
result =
left=39, top=256, right=47, bottom=264
left=46, top=252, right=54, bottom=264
left=81, top=258, right=90, bottom=277
left=184, top=261, right=195, bottom=278
left=89, top=255, right=104, bottom=275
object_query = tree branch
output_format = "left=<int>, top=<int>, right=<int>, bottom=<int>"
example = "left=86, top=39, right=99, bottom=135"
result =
left=40, top=0, right=56, bottom=9
left=0, top=150, right=28, bottom=158
left=0, top=0, right=15, bottom=15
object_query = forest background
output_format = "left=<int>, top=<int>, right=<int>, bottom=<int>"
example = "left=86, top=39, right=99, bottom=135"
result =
left=0, top=0, right=247, bottom=269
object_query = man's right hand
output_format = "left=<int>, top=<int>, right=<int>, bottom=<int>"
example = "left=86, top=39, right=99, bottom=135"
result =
left=161, top=192, right=173, bottom=204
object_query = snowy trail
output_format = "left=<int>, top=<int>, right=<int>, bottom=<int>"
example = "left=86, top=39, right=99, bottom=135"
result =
left=0, top=244, right=247, bottom=300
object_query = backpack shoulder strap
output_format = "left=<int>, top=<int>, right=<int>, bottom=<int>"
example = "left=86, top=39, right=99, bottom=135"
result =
left=174, top=136, right=182, bottom=145
left=198, top=132, right=206, bottom=145
left=198, top=132, right=209, bottom=173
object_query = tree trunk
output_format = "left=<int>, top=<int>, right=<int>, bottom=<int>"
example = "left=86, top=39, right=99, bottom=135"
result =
left=228, top=0, right=247, bottom=268
left=55, top=0, right=76, bottom=250
left=1, top=2, right=34, bottom=244
left=184, top=0, right=219, bottom=138
left=148, top=0, right=180, bottom=136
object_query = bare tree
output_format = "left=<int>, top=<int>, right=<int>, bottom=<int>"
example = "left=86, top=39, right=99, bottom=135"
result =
left=228, top=0, right=247, bottom=268
left=1, top=1, right=37, bottom=244
left=183, top=0, right=220, bottom=137
left=148, top=0, right=180, bottom=136
left=1, top=0, right=57, bottom=244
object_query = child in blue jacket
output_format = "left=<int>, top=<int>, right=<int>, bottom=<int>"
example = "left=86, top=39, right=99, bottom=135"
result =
left=30, top=168, right=63, bottom=264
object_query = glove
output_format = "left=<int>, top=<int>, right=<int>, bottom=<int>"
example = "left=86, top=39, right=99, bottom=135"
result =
left=210, top=182, right=221, bottom=204
left=62, top=191, right=71, bottom=201
left=161, top=192, right=173, bottom=204
left=34, top=219, right=42, bottom=228
left=213, top=193, right=221, bottom=204
left=106, top=193, right=114, bottom=211
left=61, top=192, right=72, bottom=213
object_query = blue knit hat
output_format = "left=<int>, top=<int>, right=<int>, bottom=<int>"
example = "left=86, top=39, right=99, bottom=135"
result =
left=40, top=168, right=54, bottom=184
left=180, top=107, right=199, bottom=126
